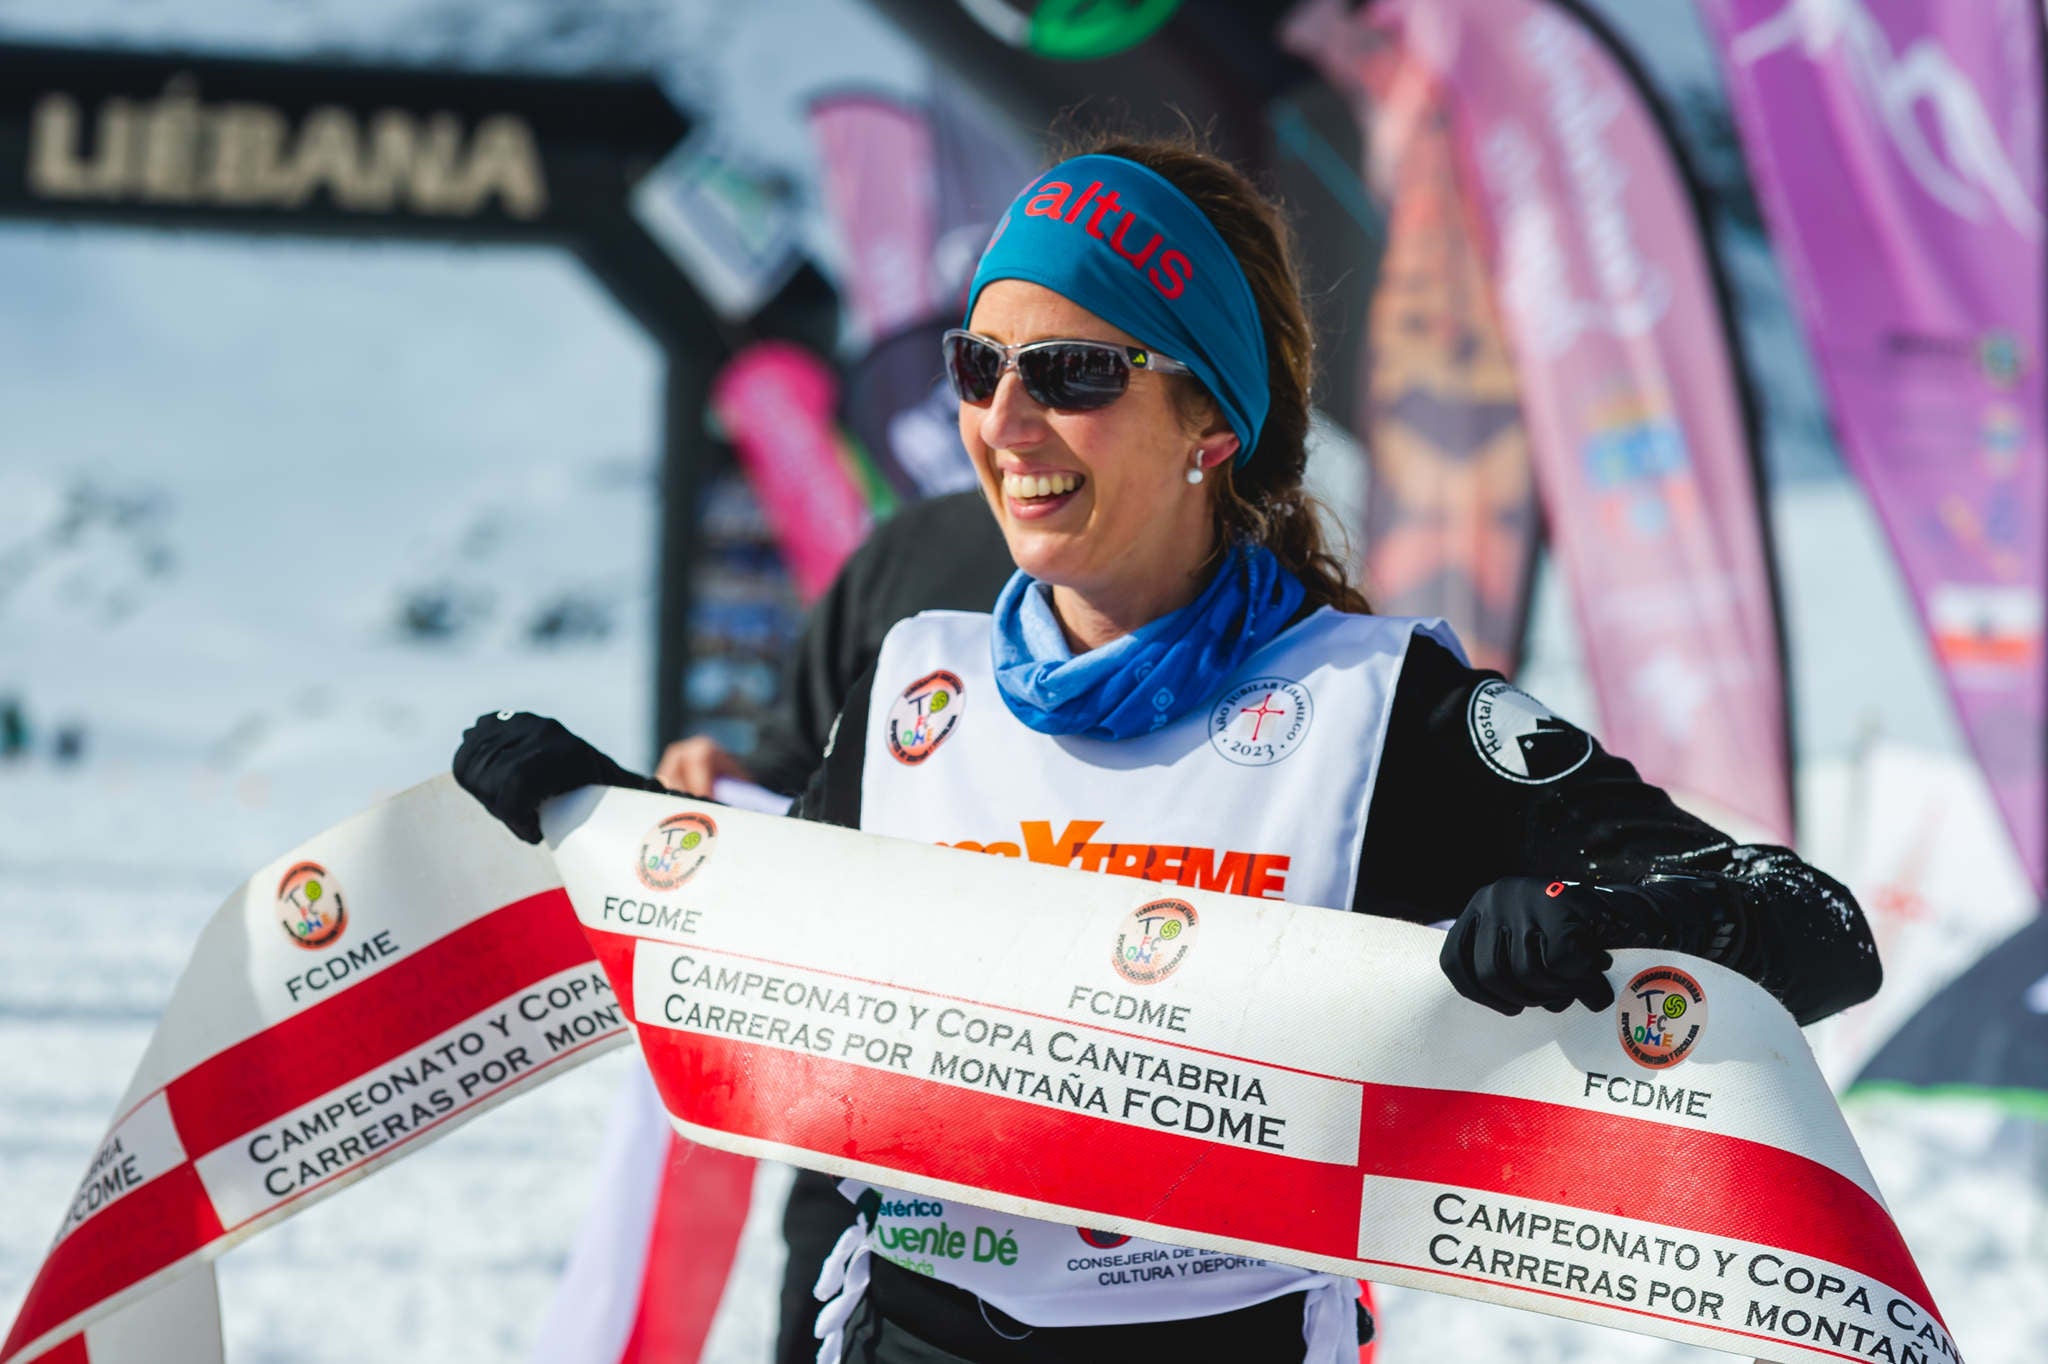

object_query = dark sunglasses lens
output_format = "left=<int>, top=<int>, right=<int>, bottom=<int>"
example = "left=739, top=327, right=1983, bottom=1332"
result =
left=1021, top=344, right=1129, bottom=411
left=944, top=334, right=1002, bottom=403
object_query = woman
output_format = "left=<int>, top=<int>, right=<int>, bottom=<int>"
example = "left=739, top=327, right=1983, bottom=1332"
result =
left=455, top=133, right=1879, bottom=1364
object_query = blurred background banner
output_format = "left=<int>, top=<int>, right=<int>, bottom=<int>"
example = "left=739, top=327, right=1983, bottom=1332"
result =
left=709, top=341, right=880, bottom=602
left=807, top=93, right=940, bottom=346
left=841, top=321, right=981, bottom=499
left=1802, top=740, right=2037, bottom=1080
left=926, top=85, right=1040, bottom=305
left=1311, top=0, right=1791, bottom=841
left=632, top=132, right=806, bottom=324
left=812, top=86, right=1033, bottom=502
left=1286, top=7, right=1539, bottom=677
left=1701, top=0, right=2048, bottom=893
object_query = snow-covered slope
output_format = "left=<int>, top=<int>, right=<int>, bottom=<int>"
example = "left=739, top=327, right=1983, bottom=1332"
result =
left=0, top=228, right=666, bottom=1362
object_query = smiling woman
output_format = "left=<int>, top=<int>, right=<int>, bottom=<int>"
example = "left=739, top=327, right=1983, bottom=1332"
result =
left=452, top=129, right=1881, bottom=1364
left=954, top=137, right=1367, bottom=656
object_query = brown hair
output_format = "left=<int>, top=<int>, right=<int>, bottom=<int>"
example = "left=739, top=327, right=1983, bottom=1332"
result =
left=1053, top=126, right=1371, bottom=615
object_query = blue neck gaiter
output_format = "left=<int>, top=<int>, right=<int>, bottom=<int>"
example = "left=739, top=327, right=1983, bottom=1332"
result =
left=990, top=542, right=1307, bottom=741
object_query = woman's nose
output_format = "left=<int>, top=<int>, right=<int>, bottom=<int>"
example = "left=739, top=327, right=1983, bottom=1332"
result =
left=977, top=370, right=1047, bottom=452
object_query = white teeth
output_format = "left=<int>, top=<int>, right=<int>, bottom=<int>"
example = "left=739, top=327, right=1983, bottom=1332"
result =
left=1003, top=473, right=1080, bottom=500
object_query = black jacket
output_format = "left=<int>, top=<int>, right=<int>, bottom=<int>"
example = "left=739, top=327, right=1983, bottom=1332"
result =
left=746, top=492, right=1017, bottom=795
left=796, top=626, right=1878, bottom=1028
left=786, top=615, right=1877, bottom=1360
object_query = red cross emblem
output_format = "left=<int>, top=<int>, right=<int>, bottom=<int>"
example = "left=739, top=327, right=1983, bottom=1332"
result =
left=1240, top=692, right=1286, bottom=742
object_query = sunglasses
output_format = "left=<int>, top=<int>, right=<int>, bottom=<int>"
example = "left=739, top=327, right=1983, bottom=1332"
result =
left=942, top=328, right=1194, bottom=412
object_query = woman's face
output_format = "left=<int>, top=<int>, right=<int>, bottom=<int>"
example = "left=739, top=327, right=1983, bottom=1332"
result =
left=961, top=279, right=1233, bottom=630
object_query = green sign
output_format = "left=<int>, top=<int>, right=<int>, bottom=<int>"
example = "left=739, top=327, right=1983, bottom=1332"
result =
left=958, top=0, right=1185, bottom=61
left=1034, top=0, right=1184, bottom=58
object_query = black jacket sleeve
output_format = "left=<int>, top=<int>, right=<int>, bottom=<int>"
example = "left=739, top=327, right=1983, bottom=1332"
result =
left=1357, top=634, right=1879, bottom=1024
left=746, top=492, right=1013, bottom=796
left=788, top=661, right=876, bottom=832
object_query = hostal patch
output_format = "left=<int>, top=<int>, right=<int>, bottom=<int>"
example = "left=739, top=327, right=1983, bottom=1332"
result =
left=1466, top=679, right=1590, bottom=783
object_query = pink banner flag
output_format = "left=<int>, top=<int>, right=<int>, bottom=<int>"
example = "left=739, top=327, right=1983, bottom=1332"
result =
left=1293, top=0, right=1793, bottom=840
left=1701, top=0, right=2047, bottom=890
left=808, top=94, right=940, bottom=346
left=1286, top=15, right=1540, bottom=677
left=711, top=341, right=874, bottom=601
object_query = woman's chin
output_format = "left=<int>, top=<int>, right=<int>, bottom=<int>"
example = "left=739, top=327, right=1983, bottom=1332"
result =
left=1001, top=533, right=1086, bottom=589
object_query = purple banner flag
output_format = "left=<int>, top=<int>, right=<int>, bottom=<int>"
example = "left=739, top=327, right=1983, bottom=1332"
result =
left=1702, top=0, right=2047, bottom=891
left=928, top=85, right=1039, bottom=304
left=1299, top=0, right=1793, bottom=838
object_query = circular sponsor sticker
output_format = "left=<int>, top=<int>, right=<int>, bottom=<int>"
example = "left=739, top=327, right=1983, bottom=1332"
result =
left=637, top=811, right=719, bottom=892
left=1466, top=679, right=1592, bottom=784
left=1208, top=677, right=1312, bottom=766
left=1111, top=897, right=1198, bottom=985
left=887, top=669, right=965, bottom=765
left=1617, top=964, right=1708, bottom=1070
left=276, top=861, right=347, bottom=950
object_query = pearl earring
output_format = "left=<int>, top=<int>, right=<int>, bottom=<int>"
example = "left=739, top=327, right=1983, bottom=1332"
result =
left=1186, top=455, right=1205, bottom=485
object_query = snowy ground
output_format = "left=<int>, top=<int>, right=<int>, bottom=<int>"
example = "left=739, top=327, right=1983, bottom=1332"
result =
left=0, top=229, right=671, bottom=1361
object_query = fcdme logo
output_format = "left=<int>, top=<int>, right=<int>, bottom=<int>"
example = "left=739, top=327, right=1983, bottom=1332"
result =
left=1111, top=897, right=1198, bottom=986
left=637, top=811, right=718, bottom=892
left=887, top=670, right=965, bottom=765
left=1617, top=964, right=1707, bottom=1070
left=276, top=861, right=347, bottom=950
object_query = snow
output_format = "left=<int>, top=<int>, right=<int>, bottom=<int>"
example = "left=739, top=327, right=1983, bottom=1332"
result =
left=0, top=229, right=664, bottom=1363
left=0, top=2, right=2042, bottom=1361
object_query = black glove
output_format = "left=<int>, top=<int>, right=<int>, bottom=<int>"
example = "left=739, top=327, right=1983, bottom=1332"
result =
left=453, top=711, right=662, bottom=844
left=1439, top=877, right=1618, bottom=1016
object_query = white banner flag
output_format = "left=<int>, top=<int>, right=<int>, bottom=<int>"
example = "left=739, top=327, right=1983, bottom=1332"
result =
left=4, top=778, right=1960, bottom=1364
left=2, top=779, right=631, bottom=1364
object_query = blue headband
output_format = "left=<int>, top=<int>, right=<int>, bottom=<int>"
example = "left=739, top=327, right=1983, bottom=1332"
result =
left=966, top=154, right=1269, bottom=462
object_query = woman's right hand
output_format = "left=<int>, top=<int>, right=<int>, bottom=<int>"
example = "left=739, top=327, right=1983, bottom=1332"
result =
left=654, top=735, right=756, bottom=798
left=453, top=711, right=658, bottom=844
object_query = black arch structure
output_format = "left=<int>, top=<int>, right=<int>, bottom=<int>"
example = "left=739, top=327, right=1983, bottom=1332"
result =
left=0, top=41, right=800, bottom=757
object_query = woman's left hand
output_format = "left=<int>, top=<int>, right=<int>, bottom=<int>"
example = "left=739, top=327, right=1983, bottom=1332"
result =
left=453, top=711, right=658, bottom=844
left=1439, top=877, right=1617, bottom=1016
